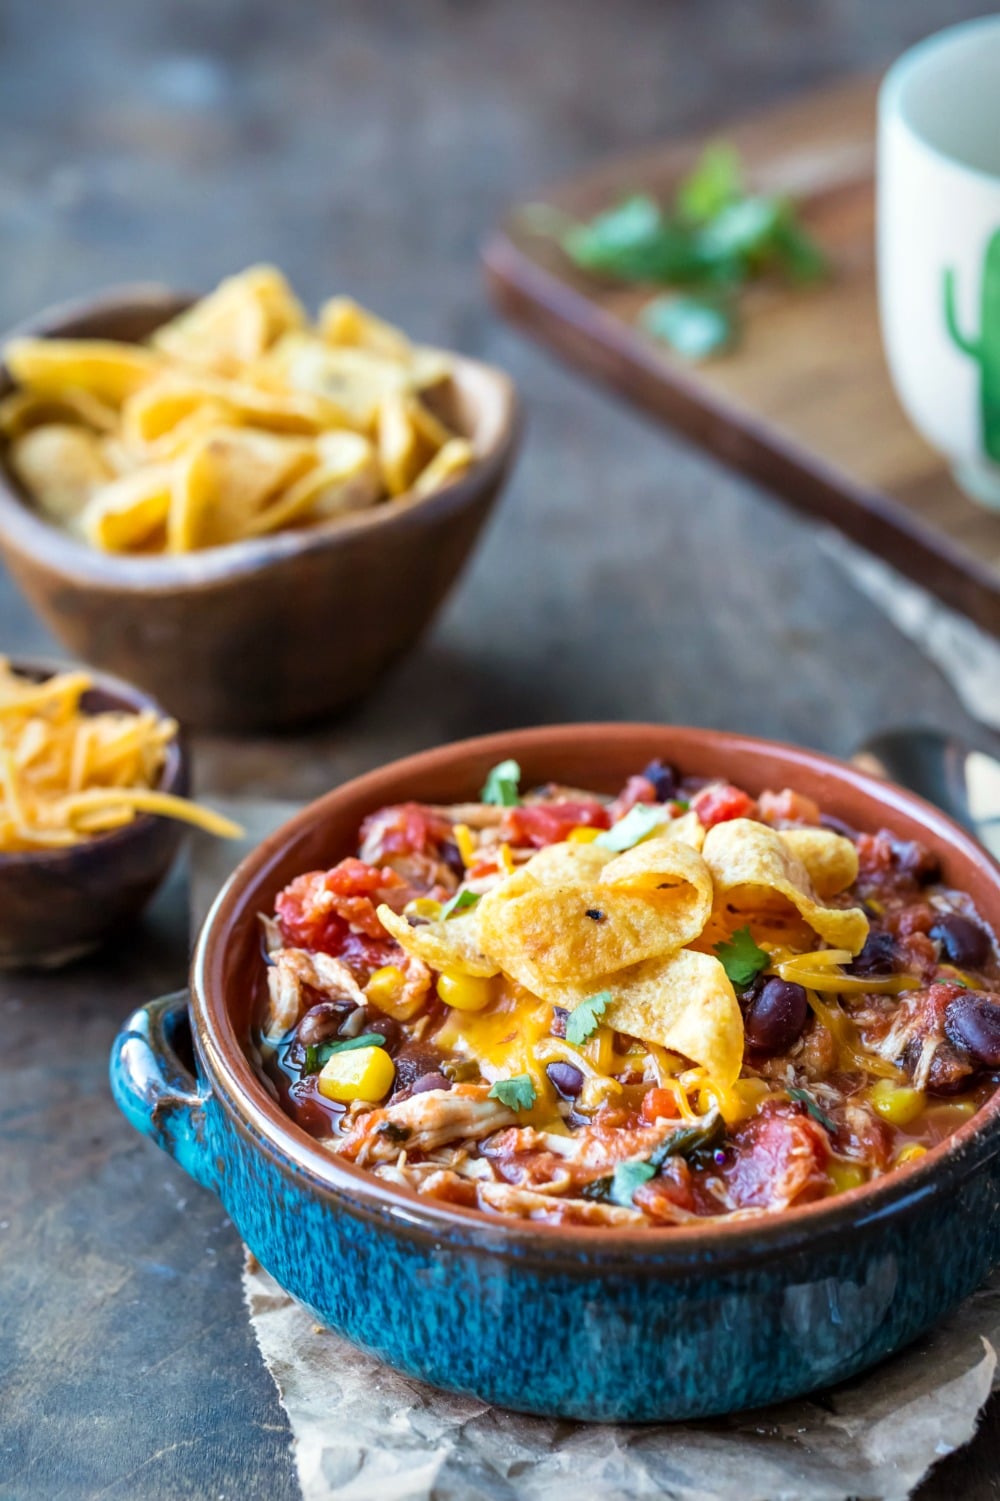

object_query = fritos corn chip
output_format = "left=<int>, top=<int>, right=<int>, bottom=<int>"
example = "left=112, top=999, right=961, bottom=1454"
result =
left=703, top=818, right=869, bottom=954
left=1, top=267, right=476, bottom=556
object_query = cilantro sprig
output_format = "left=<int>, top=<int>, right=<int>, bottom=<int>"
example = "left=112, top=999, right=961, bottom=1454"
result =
left=545, top=142, right=827, bottom=361
left=583, top=1114, right=725, bottom=1206
left=565, top=990, right=611, bottom=1045
left=481, top=758, right=521, bottom=808
left=788, top=1086, right=837, bottom=1134
left=303, top=1033, right=386, bottom=1074
left=608, top=1159, right=656, bottom=1206
left=488, top=1074, right=536, bottom=1112
left=596, top=803, right=668, bottom=852
left=714, top=926, right=769, bottom=989
left=439, top=888, right=481, bottom=920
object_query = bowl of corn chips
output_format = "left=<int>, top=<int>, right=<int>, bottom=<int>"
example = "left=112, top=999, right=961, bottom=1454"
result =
left=0, top=269, right=519, bottom=731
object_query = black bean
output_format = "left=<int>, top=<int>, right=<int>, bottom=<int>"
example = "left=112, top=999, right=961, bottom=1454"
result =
left=296, top=1002, right=350, bottom=1047
left=850, top=931, right=897, bottom=977
left=642, top=759, right=678, bottom=803
left=410, top=1072, right=451, bottom=1095
left=546, top=1061, right=584, bottom=1099
left=440, top=840, right=466, bottom=880
left=356, top=1011, right=401, bottom=1052
left=931, top=913, right=992, bottom=970
left=392, top=1045, right=449, bottom=1095
left=946, top=994, right=1000, bottom=1067
left=744, top=979, right=808, bottom=1054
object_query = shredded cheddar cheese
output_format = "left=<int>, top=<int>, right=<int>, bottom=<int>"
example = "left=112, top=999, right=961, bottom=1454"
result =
left=0, top=658, right=242, bottom=849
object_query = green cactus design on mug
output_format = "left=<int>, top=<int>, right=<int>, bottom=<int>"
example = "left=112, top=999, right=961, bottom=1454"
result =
left=943, top=229, right=1000, bottom=463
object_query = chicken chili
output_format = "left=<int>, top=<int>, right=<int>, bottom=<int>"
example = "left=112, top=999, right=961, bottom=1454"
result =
left=256, top=760, right=1000, bottom=1227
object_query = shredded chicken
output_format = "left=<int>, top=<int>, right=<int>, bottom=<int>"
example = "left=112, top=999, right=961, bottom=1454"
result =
left=340, top=1088, right=517, bottom=1165
left=477, top=1181, right=644, bottom=1225
left=264, top=947, right=367, bottom=1038
left=429, top=802, right=505, bottom=828
left=484, top=1113, right=719, bottom=1182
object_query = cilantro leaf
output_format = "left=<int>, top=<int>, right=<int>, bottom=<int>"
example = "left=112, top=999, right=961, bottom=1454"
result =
left=440, top=888, right=481, bottom=920
left=304, top=1033, right=386, bottom=1074
left=714, top=926, right=769, bottom=988
left=583, top=1114, right=726, bottom=1204
left=677, top=142, right=743, bottom=224
left=609, top=1159, right=656, bottom=1207
left=488, top=1074, right=536, bottom=1112
left=481, top=758, right=521, bottom=807
left=648, top=1113, right=725, bottom=1168
left=565, top=990, right=611, bottom=1046
left=563, top=195, right=705, bottom=283
left=596, top=802, right=669, bottom=852
left=788, top=1086, right=837, bottom=1134
left=642, top=293, right=736, bottom=360
left=771, top=217, right=828, bottom=284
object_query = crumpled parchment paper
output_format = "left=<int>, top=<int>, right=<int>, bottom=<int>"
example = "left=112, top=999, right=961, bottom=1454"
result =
left=242, top=1258, right=1000, bottom=1501
left=193, top=557, right=1000, bottom=1501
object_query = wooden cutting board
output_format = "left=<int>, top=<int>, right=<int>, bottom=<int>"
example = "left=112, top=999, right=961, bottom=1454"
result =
left=484, top=76, right=1000, bottom=638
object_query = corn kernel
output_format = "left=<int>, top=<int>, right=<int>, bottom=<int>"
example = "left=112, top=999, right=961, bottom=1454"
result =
left=827, top=1160, right=867, bottom=1194
left=364, top=964, right=424, bottom=1021
left=896, top=1143, right=927, bottom=1165
left=317, top=1045, right=395, bottom=1104
left=404, top=897, right=442, bottom=921
left=499, top=842, right=515, bottom=875
left=868, top=1079, right=926, bottom=1128
left=454, top=823, right=476, bottom=867
left=437, top=970, right=494, bottom=1012
left=567, top=826, right=600, bottom=843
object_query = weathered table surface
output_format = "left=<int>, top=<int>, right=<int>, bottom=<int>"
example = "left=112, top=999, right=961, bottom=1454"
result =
left=0, top=2, right=997, bottom=1497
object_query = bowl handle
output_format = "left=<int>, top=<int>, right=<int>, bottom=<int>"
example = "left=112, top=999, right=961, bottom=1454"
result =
left=109, top=990, right=218, bottom=1193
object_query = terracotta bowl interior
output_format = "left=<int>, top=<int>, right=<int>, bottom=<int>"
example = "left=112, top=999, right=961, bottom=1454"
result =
left=194, top=723, right=1000, bottom=1252
left=0, top=284, right=518, bottom=590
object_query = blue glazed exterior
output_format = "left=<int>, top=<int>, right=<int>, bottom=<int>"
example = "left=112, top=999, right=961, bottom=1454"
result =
left=111, top=993, right=1000, bottom=1423
left=109, top=725, right=1000, bottom=1422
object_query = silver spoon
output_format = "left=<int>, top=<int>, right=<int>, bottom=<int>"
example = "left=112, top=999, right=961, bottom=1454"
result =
left=853, top=728, right=1000, bottom=861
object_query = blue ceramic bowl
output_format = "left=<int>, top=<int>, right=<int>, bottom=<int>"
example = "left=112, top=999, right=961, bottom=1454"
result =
left=110, top=724, right=1000, bottom=1422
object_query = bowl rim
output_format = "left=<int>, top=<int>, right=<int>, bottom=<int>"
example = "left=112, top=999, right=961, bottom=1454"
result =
left=0, top=282, right=520, bottom=592
left=192, top=722, right=1000, bottom=1266
left=0, top=653, right=186, bottom=866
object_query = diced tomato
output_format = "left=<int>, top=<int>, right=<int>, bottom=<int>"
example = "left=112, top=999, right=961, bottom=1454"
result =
left=691, top=782, right=758, bottom=828
left=640, top=1087, right=680, bottom=1123
left=857, top=829, right=939, bottom=885
left=358, top=802, right=454, bottom=861
left=501, top=800, right=610, bottom=849
left=275, top=857, right=404, bottom=952
left=608, top=775, right=657, bottom=824
left=757, top=788, right=821, bottom=826
left=723, top=1104, right=829, bottom=1210
left=632, top=1157, right=695, bottom=1219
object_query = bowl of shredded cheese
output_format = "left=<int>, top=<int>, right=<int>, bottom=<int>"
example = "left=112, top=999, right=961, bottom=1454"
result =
left=0, top=655, right=239, bottom=966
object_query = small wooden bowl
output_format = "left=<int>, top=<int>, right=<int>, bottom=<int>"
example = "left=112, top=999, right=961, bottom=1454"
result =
left=0, top=286, right=520, bottom=732
left=0, top=658, right=187, bottom=969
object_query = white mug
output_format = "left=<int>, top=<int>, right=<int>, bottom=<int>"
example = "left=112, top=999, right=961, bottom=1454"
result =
left=878, top=17, right=1000, bottom=510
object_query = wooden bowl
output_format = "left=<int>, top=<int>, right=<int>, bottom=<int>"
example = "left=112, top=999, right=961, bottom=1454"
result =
left=0, top=657, right=187, bottom=969
left=0, top=286, right=520, bottom=732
